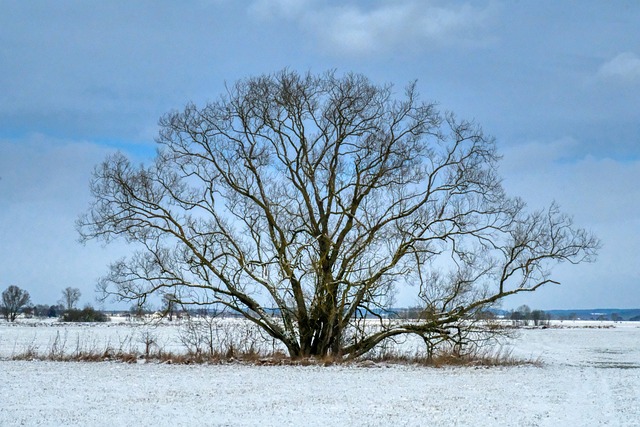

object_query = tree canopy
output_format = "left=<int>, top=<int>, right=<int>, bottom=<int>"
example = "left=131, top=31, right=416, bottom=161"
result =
left=60, top=287, right=81, bottom=311
left=1, top=285, right=31, bottom=322
left=78, top=70, right=599, bottom=358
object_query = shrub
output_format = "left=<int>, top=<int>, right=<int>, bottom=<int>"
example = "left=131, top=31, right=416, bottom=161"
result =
left=61, top=306, right=109, bottom=322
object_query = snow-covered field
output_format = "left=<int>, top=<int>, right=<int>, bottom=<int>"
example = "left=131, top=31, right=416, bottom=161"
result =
left=1, top=320, right=639, bottom=426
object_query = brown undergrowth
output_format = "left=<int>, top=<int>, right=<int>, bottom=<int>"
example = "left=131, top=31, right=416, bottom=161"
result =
left=8, top=343, right=540, bottom=367
left=359, top=346, right=542, bottom=368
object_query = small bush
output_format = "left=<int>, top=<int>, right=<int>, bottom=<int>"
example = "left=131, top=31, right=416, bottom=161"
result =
left=61, top=307, right=109, bottom=322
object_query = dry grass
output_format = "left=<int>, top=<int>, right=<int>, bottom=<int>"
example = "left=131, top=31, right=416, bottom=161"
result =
left=6, top=322, right=539, bottom=367
left=8, top=343, right=539, bottom=367
left=355, top=343, right=542, bottom=368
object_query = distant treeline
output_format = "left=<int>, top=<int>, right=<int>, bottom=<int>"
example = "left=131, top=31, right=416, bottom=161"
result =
left=488, top=307, right=640, bottom=322
left=542, top=309, right=640, bottom=322
left=9, top=301, right=640, bottom=323
left=392, top=305, right=640, bottom=323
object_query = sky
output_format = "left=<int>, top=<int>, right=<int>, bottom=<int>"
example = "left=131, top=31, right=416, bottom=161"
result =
left=0, top=0, right=638, bottom=311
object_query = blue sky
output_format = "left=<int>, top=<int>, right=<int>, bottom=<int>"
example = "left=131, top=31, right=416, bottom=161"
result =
left=1, top=0, right=638, bottom=310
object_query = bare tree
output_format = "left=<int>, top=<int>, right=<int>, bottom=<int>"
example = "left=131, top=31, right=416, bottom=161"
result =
left=530, top=310, right=550, bottom=326
left=162, top=293, right=178, bottom=321
left=60, top=287, right=81, bottom=311
left=78, top=70, right=599, bottom=358
left=1, top=285, right=31, bottom=322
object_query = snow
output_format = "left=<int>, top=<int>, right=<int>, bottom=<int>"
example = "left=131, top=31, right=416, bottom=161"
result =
left=1, top=321, right=639, bottom=426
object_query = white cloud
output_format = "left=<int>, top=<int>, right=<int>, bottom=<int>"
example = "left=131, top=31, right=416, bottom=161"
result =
left=598, top=52, right=640, bottom=83
left=249, top=0, right=494, bottom=56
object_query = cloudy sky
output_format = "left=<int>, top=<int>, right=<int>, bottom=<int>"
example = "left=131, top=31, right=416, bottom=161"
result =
left=1, top=0, right=638, bottom=310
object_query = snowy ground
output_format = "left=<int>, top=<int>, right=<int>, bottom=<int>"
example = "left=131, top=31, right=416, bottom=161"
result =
left=1, top=321, right=639, bottom=426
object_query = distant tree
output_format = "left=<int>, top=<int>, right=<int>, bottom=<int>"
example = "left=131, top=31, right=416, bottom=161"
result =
left=517, top=305, right=531, bottom=319
left=32, top=304, right=49, bottom=318
left=162, top=293, right=178, bottom=321
left=510, top=305, right=533, bottom=326
left=48, top=304, right=63, bottom=318
left=78, top=70, right=600, bottom=359
left=1, top=285, right=31, bottom=322
left=196, top=307, right=215, bottom=317
left=60, top=287, right=81, bottom=311
left=22, top=305, right=34, bottom=318
left=33, top=304, right=62, bottom=318
left=475, top=310, right=496, bottom=320
left=530, top=309, right=550, bottom=326
left=129, top=302, right=151, bottom=320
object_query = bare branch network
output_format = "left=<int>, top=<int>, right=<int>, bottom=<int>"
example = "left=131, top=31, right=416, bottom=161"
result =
left=78, top=70, right=599, bottom=358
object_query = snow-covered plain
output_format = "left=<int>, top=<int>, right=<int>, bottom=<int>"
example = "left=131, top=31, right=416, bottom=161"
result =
left=1, top=320, right=639, bottom=426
